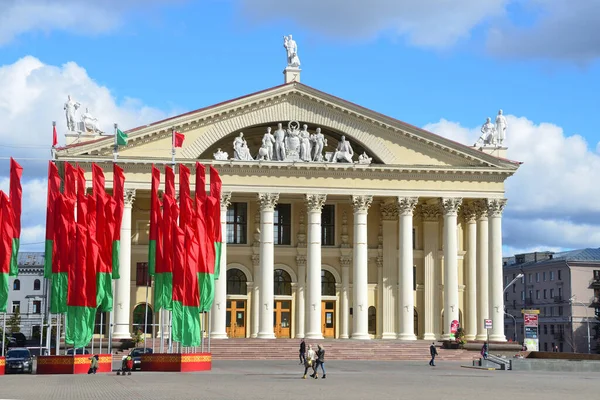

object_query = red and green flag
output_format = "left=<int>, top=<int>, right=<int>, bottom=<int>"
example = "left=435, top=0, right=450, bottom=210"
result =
left=157, top=193, right=177, bottom=311
left=112, top=164, right=125, bottom=279
left=9, top=158, right=22, bottom=277
left=44, top=162, right=61, bottom=279
left=210, top=166, right=223, bottom=279
left=0, top=192, right=15, bottom=312
left=148, top=165, right=160, bottom=276
left=51, top=194, right=74, bottom=314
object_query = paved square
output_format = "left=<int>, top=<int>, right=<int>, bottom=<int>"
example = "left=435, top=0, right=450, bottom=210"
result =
left=0, top=360, right=598, bottom=400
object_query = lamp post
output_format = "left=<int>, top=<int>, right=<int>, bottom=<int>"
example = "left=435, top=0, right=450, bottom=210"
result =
left=504, top=273, right=524, bottom=293
left=500, top=274, right=523, bottom=344
left=504, top=311, right=517, bottom=342
left=569, top=296, right=591, bottom=354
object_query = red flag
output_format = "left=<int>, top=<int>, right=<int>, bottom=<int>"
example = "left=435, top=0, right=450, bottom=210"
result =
left=184, top=226, right=201, bottom=307
left=9, top=158, right=22, bottom=237
left=0, top=193, right=14, bottom=275
left=165, top=166, right=175, bottom=197
left=76, top=166, right=86, bottom=198
left=64, top=162, right=77, bottom=201
left=45, top=162, right=61, bottom=277
left=52, top=124, right=58, bottom=147
left=86, top=195, right=96, bottom=240
left=148, top=165, right=160, bottom=276
left=112, top=163, right=125, bottom=279
left=209, top=166, right=222, bottom=243
left=195, top=162, right=206, bottom=201
left=174, top=131, right=185, bottom=148
left=179, top=164, right=192, bottom=228
left=172, top=223, right=185, bottom=304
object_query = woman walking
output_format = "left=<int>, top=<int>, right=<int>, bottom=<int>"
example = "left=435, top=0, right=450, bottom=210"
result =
left=302, top=345, right=316, bottom=379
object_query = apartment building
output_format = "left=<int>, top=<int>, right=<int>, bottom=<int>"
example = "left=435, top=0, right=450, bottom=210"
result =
left=503, top=248, right=600, bottom=353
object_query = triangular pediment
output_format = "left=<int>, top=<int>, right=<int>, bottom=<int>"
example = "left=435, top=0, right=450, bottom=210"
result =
left=56, top=82, right=519, bottom=171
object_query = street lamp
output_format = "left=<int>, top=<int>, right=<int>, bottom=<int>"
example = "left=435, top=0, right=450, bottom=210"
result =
left=502, top=273, right=523, bottom=343
left=504, top=273, right=524, bottom=293
left=504, top=311, right=517, bottom=342
left=569, top=295, right=591, bottom=354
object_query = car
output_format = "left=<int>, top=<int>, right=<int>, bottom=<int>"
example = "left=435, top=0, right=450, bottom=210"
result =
left=10, top=332, right=26, bottom=347
left=6, top=336, right=17, bottom=348
left=66, top=348, right=90, bottom=355
left=5, top=348, right=33, bottom=374
left=125, top=347, right=153, bottom=370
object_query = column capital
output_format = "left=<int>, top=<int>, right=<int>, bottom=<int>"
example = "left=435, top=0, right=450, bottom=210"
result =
left=251, top=254, right=260, bottom=267
left=340, top=256, right=352, bottom=268
left=441, top=197, right=462, bottom=216
left=474, top=199, right=488, bottom=220
left=352, top=195, right=373, bottom=213
left=376, top=255, right=383, bottom=269
left=397, top=197, right=418, bottom=216
left=487, top=198, right=507, bottom=217
left=306, top=194, right=327, bottom=212
left=124, top=188, right=136, bottom=207
left=380, top=201, right=399, bottom=220
left=295, top=254, right=306, bottom=268
left=420, top=202, right=441, bottom=222
left=460, top=202, right=478, bottom=223
left=258, top=192, right=279, bottom=211
left=220, top=192, right=232, bottom=210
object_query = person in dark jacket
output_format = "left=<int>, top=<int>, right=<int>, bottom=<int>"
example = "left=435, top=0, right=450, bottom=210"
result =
left=299, top=339, right=306, bottom=365
left=311, top=344, right=326, bottom=379
left=429, top=342, right=438, bottom=366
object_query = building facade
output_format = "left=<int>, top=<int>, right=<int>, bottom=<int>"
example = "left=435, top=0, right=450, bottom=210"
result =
left=6, top=252, right=47, bottom=339
left=56, top=68, right=519, bottom=341
left=504, top=249, right=600, bottom=353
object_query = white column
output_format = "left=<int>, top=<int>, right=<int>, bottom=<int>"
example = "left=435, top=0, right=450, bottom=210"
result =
left=351, top=195, right=373, bottom=340
left=376, top=257, right=383, bottom=338
left=211, top=192, right=232, bottom=339
left=441, top=197, right=462, bottom=340
left=295, top=255, right=306, bottom=338
left=250, top=256, right=259, bottom=338
left=488, top=199, right=507, bottom=342
left=476, top=201, right=489, bottom=341
left=421, top=203, right=440, bottom=340
left=463, top=203, right=478, bottom=341
left=380, top=202, right=398, bottom=339
left=397, top=197, right=418, bottom=340
left=339, top=257, right=351, bottom=339
left=305, top=194, right=326, bottom=339
left=257, top=193, right=279, bottom=339
left=113, top=189, right=135, bottom=339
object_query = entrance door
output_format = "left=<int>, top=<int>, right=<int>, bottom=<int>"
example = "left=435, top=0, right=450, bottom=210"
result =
left=273, top=300, right=291, bottom=338
left=226, top=300, right=246, bottom=338
left=321, top=301, right=335, bottom=338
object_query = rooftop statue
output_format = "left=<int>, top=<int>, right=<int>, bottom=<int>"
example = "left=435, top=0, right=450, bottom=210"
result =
left=283, top=35, right=300, bottom=68
left=495, top=109, right=507, bottom=146
left=475, top=117, right=496, bottom=147
left=64, top=95, right=81, bottom=132
left=81, top=108, right=101, bottom=134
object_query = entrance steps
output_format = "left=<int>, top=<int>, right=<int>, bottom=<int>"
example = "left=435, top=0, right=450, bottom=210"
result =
left=203, top=339, right=473, bottom=361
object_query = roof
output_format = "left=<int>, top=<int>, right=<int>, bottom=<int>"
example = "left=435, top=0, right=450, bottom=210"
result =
left=504, top=248, right=600, bottom=270
left=17, top=252, right=44, bottom=267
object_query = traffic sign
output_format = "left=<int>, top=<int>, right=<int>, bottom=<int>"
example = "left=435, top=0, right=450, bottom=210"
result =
left=484, top=319, right=493, bottom=329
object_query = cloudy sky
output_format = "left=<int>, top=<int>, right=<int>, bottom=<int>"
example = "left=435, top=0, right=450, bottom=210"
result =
left=0, top=0, right=599, bottom=256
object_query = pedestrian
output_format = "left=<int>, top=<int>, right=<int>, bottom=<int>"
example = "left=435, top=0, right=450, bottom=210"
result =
left=88, top=355, right=99, bottom=374
left=299, top=338, right=306, bottom=365
left=429, top=342, right=438, bottom=366
left=481, top=342, right=488, bottom=359
left=553, top=345, right=559, bottom=353
left=312, top=344, right=326, bottom=379
left=302, top=345, right=316, bottom=379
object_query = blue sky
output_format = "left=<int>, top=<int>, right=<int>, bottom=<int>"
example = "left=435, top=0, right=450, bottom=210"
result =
left=0, top=0, right=599, bottom=255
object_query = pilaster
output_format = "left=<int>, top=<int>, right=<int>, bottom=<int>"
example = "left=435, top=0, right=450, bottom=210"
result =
left=351, top=195, right=373, bottom=340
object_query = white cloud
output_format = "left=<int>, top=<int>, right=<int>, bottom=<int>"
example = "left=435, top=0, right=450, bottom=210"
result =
left=425, top=114, right=600, bottom=253
left=235, top=0, right=509, bottom=48
left=487, top=1, right=600, bottom=62
left=0, top=0, right=179, bottom=46
left=0, top=55, right=170, bottom=249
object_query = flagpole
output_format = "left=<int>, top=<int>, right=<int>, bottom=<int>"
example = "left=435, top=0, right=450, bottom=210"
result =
left=91, top=313, right=95, bottom=355
left=113, top=123, right=118, bottom=163
left=168, top=312, right=173, bottom=353
left=208, top=311, right=211, bottom=353
left=99, top=312, right=103, bottom=355
left=171, top=127, right=176, bottom=167
left=51, top=121, right=57, bottom=161
left=200, top=312, right=203, bottom=353
left=159, top=309, right=164, bottom=353
left=39, top=313, right=44, bottom=352
left=143, top=275, right=150, bottom=351
left=1, top=312, right=6, bottom=356
left=108, top=310, right=114, bottom=356
left=55, top=314, right=60, bottom=355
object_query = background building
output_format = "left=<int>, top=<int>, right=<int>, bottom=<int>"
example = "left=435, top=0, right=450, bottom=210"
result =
left=6, top=252, right=48, bottom=339
left=504, top=249, right=600, bottom=353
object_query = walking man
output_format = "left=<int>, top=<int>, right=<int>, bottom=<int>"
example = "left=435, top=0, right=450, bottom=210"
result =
left=312, top=344, right=326, bottom=379
left=429, top=342, right=438, bottom=366
left=299, top=339, right=306, bottom=365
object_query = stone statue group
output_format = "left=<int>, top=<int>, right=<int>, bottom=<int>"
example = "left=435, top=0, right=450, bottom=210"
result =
left=215, top=121, right=370, bottom=164
left=63, top=95, right=103, bottom=135
left=283, top=35, right=300, bottom=68
left=476, top=109, right=508, bottom=147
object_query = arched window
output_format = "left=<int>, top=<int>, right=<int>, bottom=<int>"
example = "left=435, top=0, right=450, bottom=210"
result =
left=132, top=304, right=153, bottom=334
left=321, top=270, right=336, bottom=296
left=227, top=268, right=247, bottom=295
left=13, top=279, right=20, bottom=291
left=274, top=269, right=292, bottom=296
left=368, top=306, right=377, bottom=334
left=33, top=279, right=41, bottom=291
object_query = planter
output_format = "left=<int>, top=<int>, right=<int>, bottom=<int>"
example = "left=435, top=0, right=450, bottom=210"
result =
left=141, top=353, right=211, bottom=372
left=36, top=354, right=112, bottom=375
left=0, top=356, right=4, bottom=375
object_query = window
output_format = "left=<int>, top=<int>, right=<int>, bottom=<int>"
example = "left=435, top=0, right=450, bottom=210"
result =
left=536, top=272, right=540, bottom=282
left=558, top=270, right=562, bottom=280
left=543, top=289, right=547, bottom=299
left=94, top=311, right=108, bottom=334
left=513, top=283, right=516, bottom=293
left=33, top=300, right=41, bottom=314
left=521, top=275, right=525, bottom=284
left=226, top=203, right=247, bottom=244
left=13, top=279, right=20, bottom=291
left=136, top=262, right=150, bottom=287
left=558, top=287, right=562, bottom=298
left=529, top=290, right=533, bottom=300
left=595, top=270, right=600, bottom=281
left=274, top=269, right=292, bottom=296
left=274, top=204, right=291, bottom=245
left=227, top=268, right=247, bottom=295
left=550, top=325, right=555, bottom=335
left=536, top=290, right=540, bottom=299
left=550, top=271, right=555, bottom=281
left=550, top=288, right=554, bottom=298
left=504, top=276, right=508, bottom=286
left=544, top=325, right=548, bottom=334
left=543, top=272, right=547, bottom=281
left=521, top=291, right=525, bottom=301
left=321, top=270, right=336, bottom=296
left=505, top=292, right=508, bottom=301
left=368, top=306, right=377, bottom=334
left=12, top=301, right=20, bottom=313
left=549, top=307, right=554, bottom=317
left=558, top=306, right=563, bottom=316
left=528, top=274, right=532, bottom=283
left=321, top=205, right=335, bottom=246
left=33, top=279, right=41, bottom=291
left=544, top=342, right=548, bottom=351
left=132, top=304, right=153, bottom=334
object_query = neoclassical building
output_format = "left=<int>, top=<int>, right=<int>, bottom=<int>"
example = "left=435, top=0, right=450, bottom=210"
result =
left=56, top=66, right=519, bottom=342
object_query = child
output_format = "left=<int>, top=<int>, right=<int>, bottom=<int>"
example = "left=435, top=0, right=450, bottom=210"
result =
left=88, top=355, right=99, bottom=374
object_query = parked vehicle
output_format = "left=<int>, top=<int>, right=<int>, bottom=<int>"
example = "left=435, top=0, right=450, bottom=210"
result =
left=125, top=347, right=153, bottom=370
left=5, top=348, right=33, bottom=374
left=66, top=348, right=90, bottom=355
left=10, top=333, right=26, bottom=347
